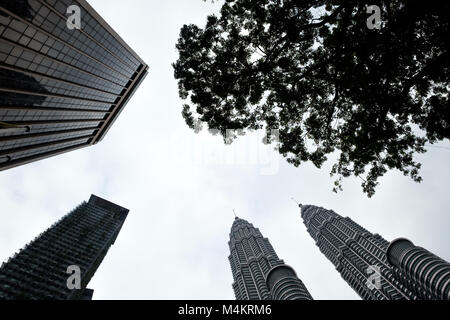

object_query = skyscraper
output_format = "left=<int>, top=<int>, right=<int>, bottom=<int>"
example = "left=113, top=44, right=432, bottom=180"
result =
left=301, top=204, right=418, bottom=300
left=0, top=0, right=148, bottom=171
left=228, top=217, right=312, bottom=300
left=0, top=194, right=129, bottom=300
left=387, top=238, right=450, bottom=300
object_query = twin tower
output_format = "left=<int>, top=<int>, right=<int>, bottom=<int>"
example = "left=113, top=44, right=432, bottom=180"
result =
left=228, top=204, right=450, bottom=300
left=0, top=199, right=448, bottom=300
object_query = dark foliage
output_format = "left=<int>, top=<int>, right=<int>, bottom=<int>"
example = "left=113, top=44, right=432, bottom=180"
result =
left=173, top=0, right=450, bottom=197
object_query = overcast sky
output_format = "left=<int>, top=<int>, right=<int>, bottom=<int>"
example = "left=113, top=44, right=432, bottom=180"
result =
left=1, top=0, right=449, bottom=300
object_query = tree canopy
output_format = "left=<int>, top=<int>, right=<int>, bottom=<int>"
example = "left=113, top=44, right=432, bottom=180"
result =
left=173, top=0, right=450, bottom=197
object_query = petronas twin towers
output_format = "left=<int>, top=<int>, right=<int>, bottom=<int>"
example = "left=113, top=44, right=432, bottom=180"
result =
left=228, top=204, right=450, bottom=300
left=0, top=198, right=448, bottom=300
left=228, top=217, right=313, bottom=300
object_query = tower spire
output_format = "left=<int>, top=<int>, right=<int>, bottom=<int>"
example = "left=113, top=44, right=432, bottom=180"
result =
left=291, top=197, right=302, bottom=207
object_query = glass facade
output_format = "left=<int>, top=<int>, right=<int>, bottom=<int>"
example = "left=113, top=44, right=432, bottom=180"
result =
left=0, top=0, right=148, bottom=171
left=0, top=194, right=129, bottom=300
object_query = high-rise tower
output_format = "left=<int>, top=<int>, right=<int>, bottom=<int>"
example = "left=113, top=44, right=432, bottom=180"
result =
left=301, top=204, right=418, bottom=300
left=228, top=217, right=312, bottom=300
left=387, top=238, right=450, bottom=300
left=0, top=0, right=148, bottom=171
left=0, top=195, right=129, bottom=300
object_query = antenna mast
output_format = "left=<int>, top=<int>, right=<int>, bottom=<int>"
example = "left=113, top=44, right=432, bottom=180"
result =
left=291, top=197, right=302, bottom=207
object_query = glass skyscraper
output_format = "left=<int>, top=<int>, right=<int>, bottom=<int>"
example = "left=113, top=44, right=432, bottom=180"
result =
left=0, top=195, right=129, bottom=300
left=0, top=0, right=148, bottom=171
left=228, top=216, right=313, bottom=300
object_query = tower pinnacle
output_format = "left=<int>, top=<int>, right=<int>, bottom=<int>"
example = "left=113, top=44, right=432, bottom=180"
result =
left=291, top=197, right=302, bottom=208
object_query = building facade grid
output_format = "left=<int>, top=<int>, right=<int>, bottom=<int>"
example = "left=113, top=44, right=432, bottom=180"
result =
left=0, top=194, right=129, bottom=300
left=0, top=0, right=148, bottom=171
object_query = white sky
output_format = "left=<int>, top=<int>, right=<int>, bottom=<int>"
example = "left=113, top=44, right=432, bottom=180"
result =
left=1, top=0, right=449, bottom=300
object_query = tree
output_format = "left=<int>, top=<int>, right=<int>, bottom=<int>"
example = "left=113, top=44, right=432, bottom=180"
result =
left=173, top=0, right=450, bottom=197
